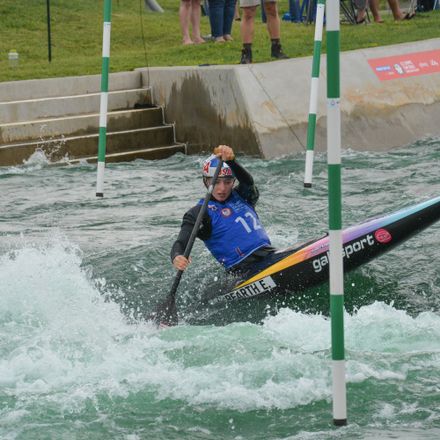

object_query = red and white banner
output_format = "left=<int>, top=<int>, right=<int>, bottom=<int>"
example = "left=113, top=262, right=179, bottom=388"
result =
left=368, top=49, right=440, bottom=81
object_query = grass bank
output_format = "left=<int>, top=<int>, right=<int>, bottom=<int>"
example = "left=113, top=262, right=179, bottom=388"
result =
left=0, top=0, right=439, bottom=82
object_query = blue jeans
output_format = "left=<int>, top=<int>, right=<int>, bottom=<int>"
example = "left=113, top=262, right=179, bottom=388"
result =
left=208, top=0, right=236, bottom=38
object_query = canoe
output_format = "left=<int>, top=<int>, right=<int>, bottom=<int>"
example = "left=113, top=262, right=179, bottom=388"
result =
left=210, top=196, right=440, bottom=305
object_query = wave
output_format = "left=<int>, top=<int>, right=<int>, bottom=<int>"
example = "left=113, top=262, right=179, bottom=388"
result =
left=1, top=237, right=439, bottom=415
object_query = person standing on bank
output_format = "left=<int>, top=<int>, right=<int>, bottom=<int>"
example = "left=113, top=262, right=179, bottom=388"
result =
left=180, top=0, right=205, bottom=45
left=171, top=145, right=277, bottom=275
left=239, top=0, right=288, bottom=64
left=208, top=0, right=237, bottom=42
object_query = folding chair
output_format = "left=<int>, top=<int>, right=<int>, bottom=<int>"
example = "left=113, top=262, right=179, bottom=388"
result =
left=340, top=0, right=358, bottom=23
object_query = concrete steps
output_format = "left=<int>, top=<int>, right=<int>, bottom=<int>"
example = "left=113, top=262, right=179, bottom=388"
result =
left=0, top=88, right=153, bottom=124
left=0, top=72, right=186, bottom=166
left=0, top=126, right=185, bottom=166
left=67, top=144, right=186, bottom=164
left=0, top=107, right=165, bottom=143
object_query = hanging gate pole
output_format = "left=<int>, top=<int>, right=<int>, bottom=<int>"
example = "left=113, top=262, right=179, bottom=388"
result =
left=96, top=0, right=112, bottom=198
left=326, top=0, right=347, bottom=426
left=304, top=0, right=325, bottom=188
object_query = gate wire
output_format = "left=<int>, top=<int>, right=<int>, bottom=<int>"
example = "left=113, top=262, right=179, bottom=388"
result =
left=248, top=65, right=306, bottom=151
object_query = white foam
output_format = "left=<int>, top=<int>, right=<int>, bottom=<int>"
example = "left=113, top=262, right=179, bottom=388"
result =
left=23, top=149, right=50, bottom=166
left=1, top=237, right=440, bottom=415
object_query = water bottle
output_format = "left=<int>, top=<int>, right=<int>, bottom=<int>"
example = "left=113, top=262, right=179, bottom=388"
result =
left=8, top=50, right=19, bottom=67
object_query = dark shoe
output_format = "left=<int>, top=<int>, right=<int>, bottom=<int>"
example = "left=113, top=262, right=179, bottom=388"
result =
left=271, top=43, right=289, bottom=60
left=356, top=10, right=367, bottom=24
left=240, top=48, right=252, bottom=64
left=403, top=11, right=416, bottom=19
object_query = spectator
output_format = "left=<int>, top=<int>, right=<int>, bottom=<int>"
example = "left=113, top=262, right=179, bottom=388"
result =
left=356, top=0, right=415, bottom=23
left=180, top=0, right=205, bottom=45
left=208, top=0, right=237, bottom=42
left=234, top=2, right=241, bottom=20
left=239, top=0, right=288, bottom=64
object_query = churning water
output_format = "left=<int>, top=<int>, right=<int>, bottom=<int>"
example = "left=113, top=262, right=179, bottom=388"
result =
left=1, top=138, right=440, bottom=439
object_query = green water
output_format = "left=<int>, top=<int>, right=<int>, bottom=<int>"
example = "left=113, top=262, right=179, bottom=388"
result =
left=1, top=139, right=440, bottom=439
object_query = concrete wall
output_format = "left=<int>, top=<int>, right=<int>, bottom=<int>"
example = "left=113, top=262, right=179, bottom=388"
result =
left=138, top=38, right=440, bottom=158
left=0, top=71, right=142, bottom=102
left=2, top=38, right=439, bottom=160
left=136, top=67, right=261, bottom=156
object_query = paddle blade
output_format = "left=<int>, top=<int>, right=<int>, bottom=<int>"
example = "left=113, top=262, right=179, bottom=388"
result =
left=152, top=295, right=178, bottom=327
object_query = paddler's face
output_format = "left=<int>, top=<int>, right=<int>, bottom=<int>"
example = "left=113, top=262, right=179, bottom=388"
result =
left=207, top=177, right=235, bottom=202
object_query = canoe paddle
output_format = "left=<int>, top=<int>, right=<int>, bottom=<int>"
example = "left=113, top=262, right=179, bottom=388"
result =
left=153, top=156, right=224, bottom=327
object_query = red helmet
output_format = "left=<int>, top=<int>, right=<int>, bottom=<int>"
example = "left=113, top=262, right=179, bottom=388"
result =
left=202, top=154, right=234, bottom=178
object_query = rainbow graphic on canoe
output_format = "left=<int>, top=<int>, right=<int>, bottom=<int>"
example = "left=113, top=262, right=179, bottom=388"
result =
left=212, top=196, right=440, bottom=304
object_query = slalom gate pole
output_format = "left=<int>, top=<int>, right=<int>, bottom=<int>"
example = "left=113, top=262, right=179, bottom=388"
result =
left=304, top=0, right=325, bottom=188
left=96, top=0, right=112, bottom=198
left=326, top=0, right=347, bottom=426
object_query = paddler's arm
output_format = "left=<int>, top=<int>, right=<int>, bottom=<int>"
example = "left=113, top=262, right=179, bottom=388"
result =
left=170, top=206, right=212, bottom=270
left=227, top=160, right=260, bottom=207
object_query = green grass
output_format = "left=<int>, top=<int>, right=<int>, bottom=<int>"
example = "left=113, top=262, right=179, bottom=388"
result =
left=0, top=0, right=439, bottom=82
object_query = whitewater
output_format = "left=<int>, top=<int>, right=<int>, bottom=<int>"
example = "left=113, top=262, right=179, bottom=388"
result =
left=1, top=139, right=439, bottom=439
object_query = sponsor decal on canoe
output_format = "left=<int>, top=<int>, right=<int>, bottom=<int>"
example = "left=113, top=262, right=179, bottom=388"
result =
left=312, top=234, right=375, bottom=273
left=374, top=228, right=392, bottom=244
left=214, top=276, right=276, bottom=303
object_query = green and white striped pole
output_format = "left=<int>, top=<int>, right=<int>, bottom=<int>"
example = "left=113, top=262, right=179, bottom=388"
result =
left=326, top=0, right=347, bottom=426
left=304, top=0, right=325, bottom=188
left=96, top=0, right=112, bottom=198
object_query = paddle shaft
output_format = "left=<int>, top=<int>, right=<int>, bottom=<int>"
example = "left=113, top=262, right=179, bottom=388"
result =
left=160, top=158, right=224, bottom=322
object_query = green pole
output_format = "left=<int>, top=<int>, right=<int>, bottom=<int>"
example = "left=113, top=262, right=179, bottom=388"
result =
left=96, top=0, right=112, bottom=197
left=304, top=0, right=325, bottom=188
left=326, top=0, right=347, bottom=426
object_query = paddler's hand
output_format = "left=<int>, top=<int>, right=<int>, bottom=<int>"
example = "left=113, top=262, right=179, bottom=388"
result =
left=214, top=145, right=235, bottom=162
left=173, top=255, right=191, bottom=271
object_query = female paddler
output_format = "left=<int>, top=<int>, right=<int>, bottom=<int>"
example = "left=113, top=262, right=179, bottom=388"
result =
left=171, top=145, right=279, bottom=276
